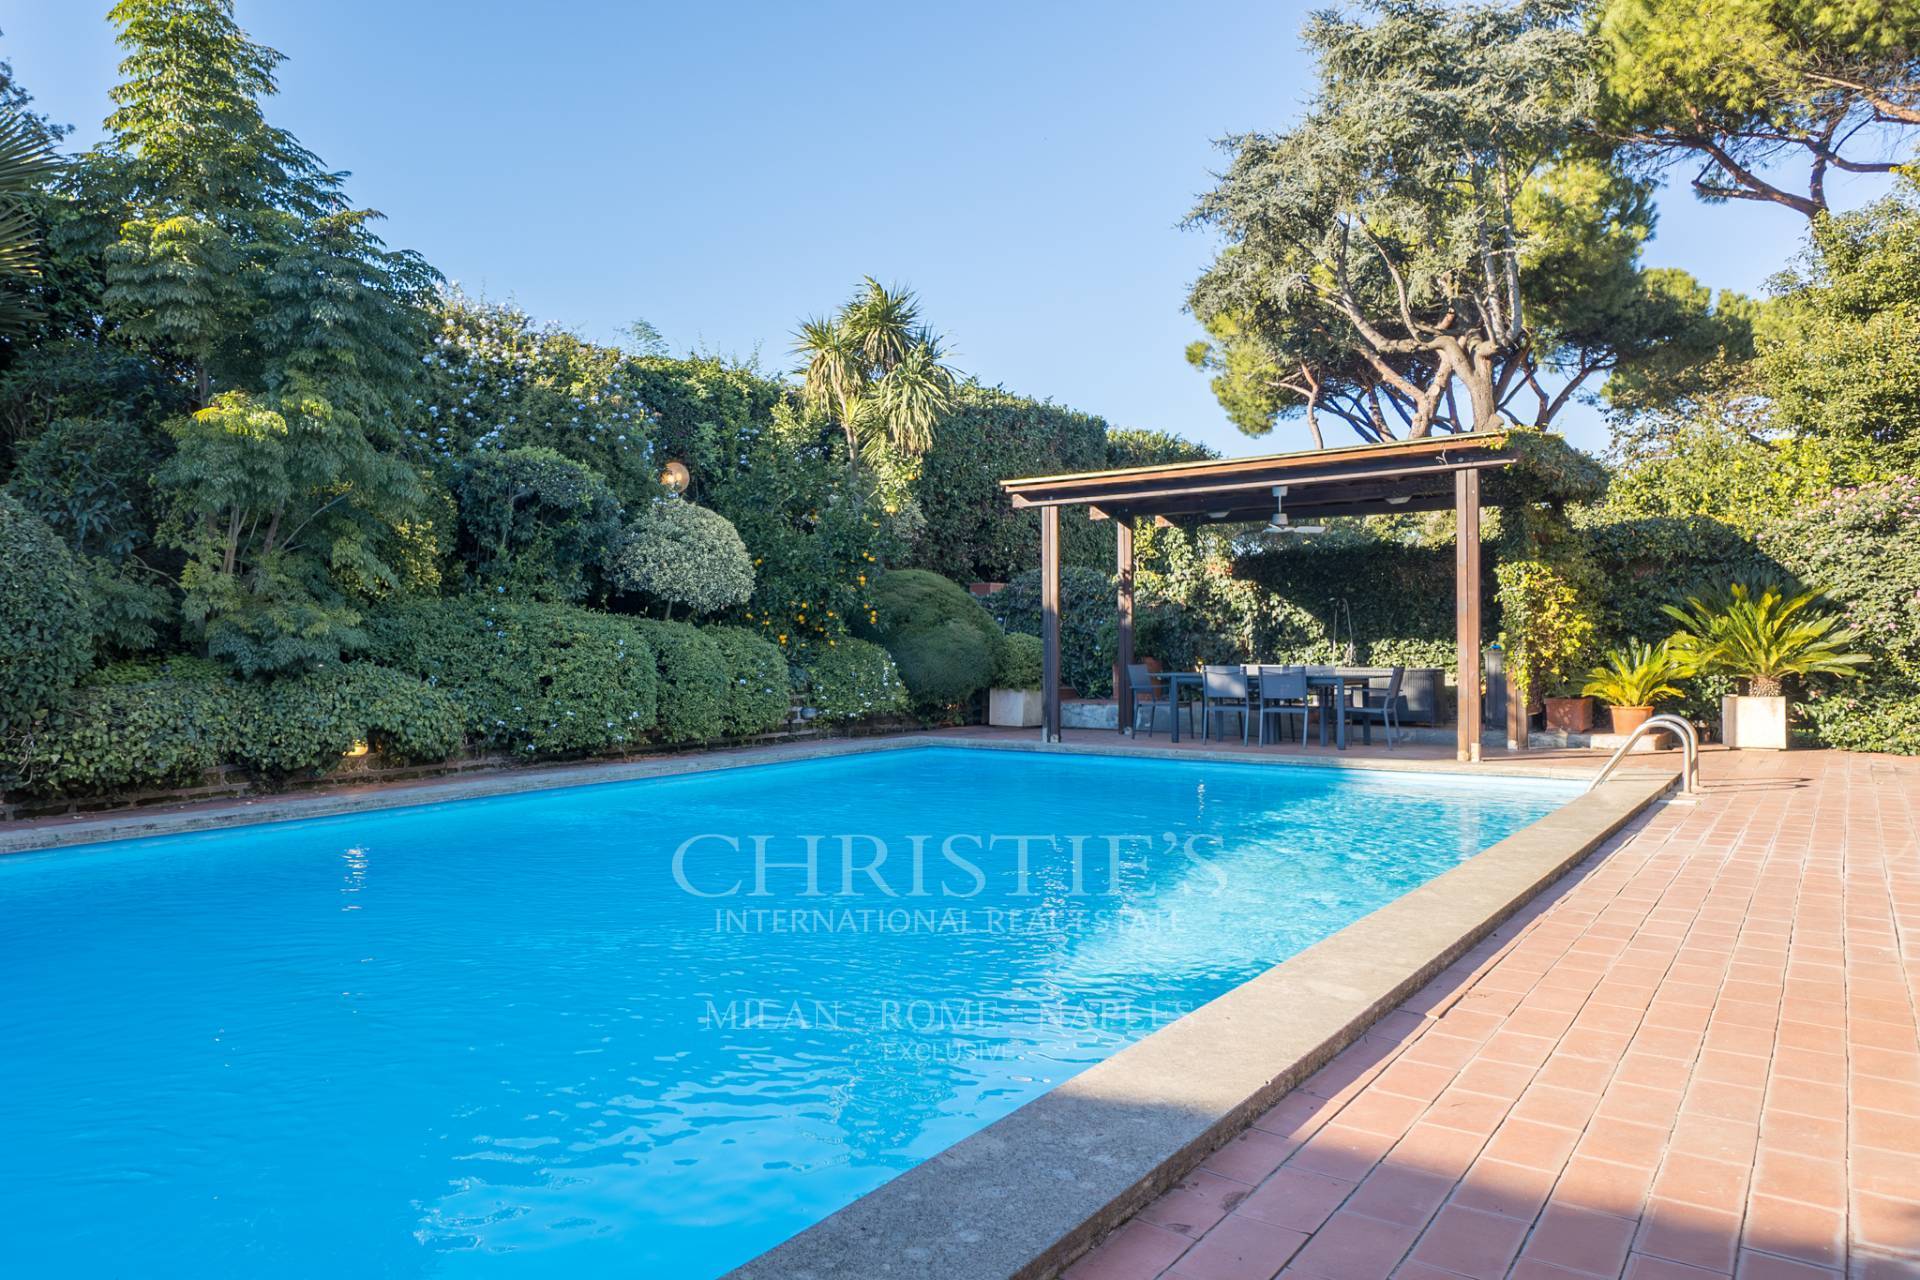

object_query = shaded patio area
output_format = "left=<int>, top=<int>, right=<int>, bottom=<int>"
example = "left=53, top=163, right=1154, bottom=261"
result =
left=1053, top=746, right=1920, bottom=1280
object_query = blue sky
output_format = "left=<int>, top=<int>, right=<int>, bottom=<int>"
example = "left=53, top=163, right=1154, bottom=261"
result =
left=2, top=1, right=1896, bottom=457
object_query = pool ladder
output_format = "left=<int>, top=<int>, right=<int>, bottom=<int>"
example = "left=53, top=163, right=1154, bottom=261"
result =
left=1586, top=714, right=1700, bottom=798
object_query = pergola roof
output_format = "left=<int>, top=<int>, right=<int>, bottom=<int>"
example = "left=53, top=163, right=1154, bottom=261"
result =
left=1001, top=431, right=1517, bottom=523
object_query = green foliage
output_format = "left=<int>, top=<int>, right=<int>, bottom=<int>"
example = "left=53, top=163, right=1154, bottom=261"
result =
left=0, top=108, right=59, bottom=337
left=890, top=621, right=999, bottom=707
left=855, top=569, right=1004, bottom=708
left=629, top=619, right=726, bottom=742
left=993, top=631, right=1045, bottom=690
left=411, top=294, right=662, bottom=503
left=797, top=637, right=908, bottom=724
left=6, top=416, right=160, bottom=559
left=364, top=597, right=659, bottom=754
left=908, top=382, right=1110, bottom=583
left=156, top=390, right=433, bottom=673
left=1662, top=583, right=1872, bottom=696
left=1581, top=639, right=1685, bottom=707
left=1593, top=0, right=1917, bottom=217
left=1760, top=478, right=1920, bottom=685
left=1798, top=688, right=1920, bottom=756
left=610, top=499, right=754, bottom=618
left=0, top=492, right=95, bottom=731
left=1187, top=0, right=1684, bottom=440
left=987, top=567, right=1118, bottom=696
left=1495, top=556, right=1601, bottom=702
left=1761, top=182, right=1920, bottom=467
left=1601, top=401, right=1882, bottom=536
left=83, top=0, right=437, bottom=411
left=1232, top=538, right=1465, bottom=669
left=5, top=660, right=460, bottom=797
left=704, top=625, right=790, bottom=737
left=793, top=277, right=957, bottom=501
left=451, top=445, right=621, bottom=601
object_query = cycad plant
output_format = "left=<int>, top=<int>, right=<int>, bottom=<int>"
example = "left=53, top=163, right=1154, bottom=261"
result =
left=794, top=278, right=957, bottom=473
left=1661, top=584, right=1871, bottom=698
left=1581, top=640, right=1685, bottom=709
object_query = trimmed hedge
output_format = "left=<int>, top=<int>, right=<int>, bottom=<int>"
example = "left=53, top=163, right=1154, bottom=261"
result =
left=6, top=662, right=462, bottom=797
left=629, top=619, right=727, bottom=742
left=705, top=625, right=791, bottom=737
left=0, top=494, right=96, bottom=733
left=799, top=637, right=908, bottom=723
left=987, top=567, right=1116, bottom=696
left=364, top=598, right=659, bottom=754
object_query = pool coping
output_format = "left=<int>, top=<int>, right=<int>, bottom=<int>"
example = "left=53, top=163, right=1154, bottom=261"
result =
left=722, top=758, right=1674, bottom=1280
left=0, top=731, right=1626, bottom=855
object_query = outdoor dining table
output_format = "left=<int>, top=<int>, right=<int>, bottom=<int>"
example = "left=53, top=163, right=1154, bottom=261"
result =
left=1149, top=666, right=1383, bottom=748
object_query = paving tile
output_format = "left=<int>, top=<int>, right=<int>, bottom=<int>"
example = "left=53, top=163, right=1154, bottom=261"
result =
left=1286, top=1209, right=1420, bottom=1280
left=1141, top=1169, right=1256, bottom=1239
left=1234, top=1168, right=1355, bottom=1234
left=1167, top=1214, right=1307, bottom=1280
left=1405, top=1203, right=1530, bottom=1279
left=1066, top=1220, right=1194, bottom=1280
left=1522, top=1201, right=1642, bottom=1276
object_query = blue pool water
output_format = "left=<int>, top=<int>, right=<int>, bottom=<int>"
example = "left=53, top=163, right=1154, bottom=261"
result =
left=0, top=747, right=1577, bottom=1277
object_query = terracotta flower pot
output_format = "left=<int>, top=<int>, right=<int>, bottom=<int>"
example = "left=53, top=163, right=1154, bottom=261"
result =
left=1608, top=704, right=1654, bottom=735
left=1543, top=696, right=1593, bottom=734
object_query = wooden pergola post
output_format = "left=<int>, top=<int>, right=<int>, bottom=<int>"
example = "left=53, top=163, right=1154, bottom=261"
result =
left=1041, top=505, right=1062, bottom=743
left=1455, top=468, right=1482, bottom=763
left=1115, top=518, right=1134, bottom=736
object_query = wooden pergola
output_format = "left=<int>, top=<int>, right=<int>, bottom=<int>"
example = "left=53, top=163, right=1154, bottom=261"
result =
left=1000, top=432, right=1520, bottom=762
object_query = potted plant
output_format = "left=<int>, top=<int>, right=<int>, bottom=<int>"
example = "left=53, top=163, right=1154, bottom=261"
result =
left=1495, top=558, right=1598, bottom=739
left=988, top=632, right=1045, bottom=728
left=1663, top=584, right=1870, bottom=750
left=1581, top=640, right=1685, bottom=737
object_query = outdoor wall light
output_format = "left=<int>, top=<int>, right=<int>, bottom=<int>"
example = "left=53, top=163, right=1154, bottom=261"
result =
left=343, top=741, right=369, bottom=758
left=1385, top=494, right=1411, bottom=505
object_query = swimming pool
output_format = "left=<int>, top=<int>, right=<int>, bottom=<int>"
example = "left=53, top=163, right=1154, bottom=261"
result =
left=0, top=746, right=1579, bottom=1277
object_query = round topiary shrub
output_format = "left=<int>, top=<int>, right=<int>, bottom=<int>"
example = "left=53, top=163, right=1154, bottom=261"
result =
left=0, top=493, right=96, bottom=733
left=704, top=626, right=791, bottom=737
left=993, top=631, right=1044, bottom=690
left=888, top=620, right=998, bottom=706
left=800, top=638, right=908, bottom=723
left=853, top=569, right=1005, bottom=709
left=611, top=499, right=755, bottom=618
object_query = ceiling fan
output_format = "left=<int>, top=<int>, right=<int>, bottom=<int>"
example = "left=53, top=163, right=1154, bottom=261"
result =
left=1263, top=484, right=1324, bottom=536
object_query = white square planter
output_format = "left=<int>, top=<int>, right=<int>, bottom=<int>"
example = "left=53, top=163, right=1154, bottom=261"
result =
left=988, top=688, right=1043, bottom=728
left=1722, top=694, right=1788, bottom=750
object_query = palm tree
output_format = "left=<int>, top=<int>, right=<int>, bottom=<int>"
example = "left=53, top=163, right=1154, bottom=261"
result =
left=793, top=277, right=956, bottom=477
left=0, top=110, right=59, bottom=336
left=1662, top=583, right=1871, bottom=697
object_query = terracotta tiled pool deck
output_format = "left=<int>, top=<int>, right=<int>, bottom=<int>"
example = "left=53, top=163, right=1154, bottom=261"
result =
left=1061, top=747, right=1920, bottom=1280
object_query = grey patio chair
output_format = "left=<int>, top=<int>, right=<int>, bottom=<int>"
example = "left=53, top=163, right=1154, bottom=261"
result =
left=1125, top=663, right=1190, bottom=737
left=1201, top=665, right=1252, bottom=743
left=1253, top=665, right=1310, bottom=746
left=1345, top=666, right=1406, bottom=747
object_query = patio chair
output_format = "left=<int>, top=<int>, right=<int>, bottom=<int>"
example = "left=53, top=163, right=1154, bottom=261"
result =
left=1345, top=666, right=1406, bottom=747
left=1201, top=665, right=1252, bottom=744
left=1253, top=665, right=1309, bottom=746
left=1125, top=663, right=1190, bottom=737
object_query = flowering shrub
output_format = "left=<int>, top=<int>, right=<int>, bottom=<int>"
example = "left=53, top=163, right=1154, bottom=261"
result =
left=798, top=637, right=908, bottom=723
left=704, top=626, right=791, bottom=736
left=407, top=294, right=661, bottom=504
left=611, top=500, right=754, bottom=618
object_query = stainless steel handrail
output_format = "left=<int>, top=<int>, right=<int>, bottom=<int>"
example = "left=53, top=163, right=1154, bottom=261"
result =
left=1587, top=713, right=1700, bottom=797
